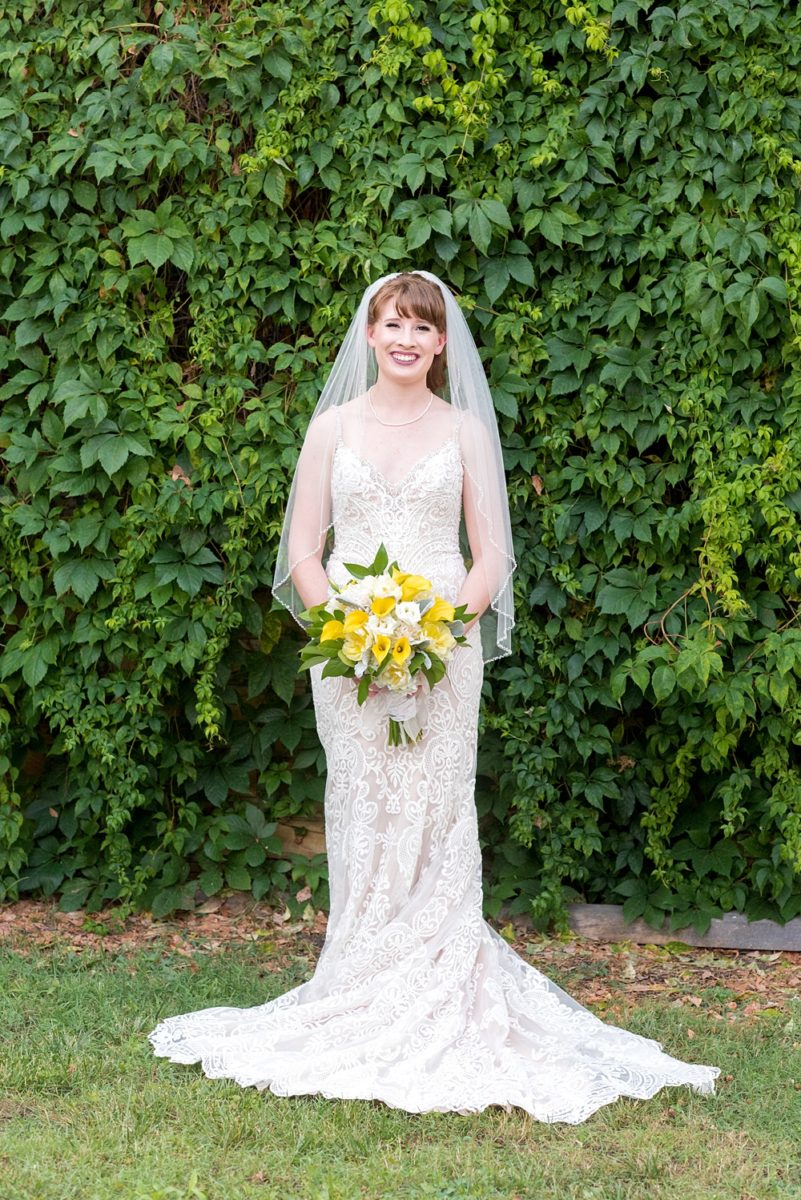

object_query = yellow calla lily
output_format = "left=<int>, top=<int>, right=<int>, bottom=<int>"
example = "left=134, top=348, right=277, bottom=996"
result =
left=425, top=597, right=455, bottom=624
left=392, top=636, right=411, bottom=665
left=371, top=595, right=396, bottom=617
left=372, top=634, right=391, bottom=664
left=400, top=574, right=432, bottom=602
left=320, top=619, right=345, bottom=642
left=343, top=608, right=369, bottom=632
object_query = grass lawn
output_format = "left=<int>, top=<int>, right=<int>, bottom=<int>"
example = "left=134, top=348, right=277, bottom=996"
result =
left=1, top=905, right=799, bottom=1200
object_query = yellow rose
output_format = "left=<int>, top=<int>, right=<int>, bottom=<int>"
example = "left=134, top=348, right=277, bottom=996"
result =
left=343, top=609, right=369, bottom=632
left=422, top=620, right=456, bottom=658
left=341, top=630, right=368, bottom=663
left=371, top=595, right=396, bottom=617
left=425, top=597, right=455, bottom=624
left=372, top=634, right=391, bottom=664
left=320, top=619, right=345, bottom=642
left=383, top=658, right=412, bottom=692
left=399, top=574, right=432, bottom=602
left=392, top=636, right=411, bottom=665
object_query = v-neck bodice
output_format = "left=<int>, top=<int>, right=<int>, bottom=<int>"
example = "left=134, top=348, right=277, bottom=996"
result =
left=326, top=414, right=466, bottom=602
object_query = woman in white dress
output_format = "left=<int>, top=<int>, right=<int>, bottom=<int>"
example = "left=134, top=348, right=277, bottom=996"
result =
left=149, top=270, right=721, bottom=1122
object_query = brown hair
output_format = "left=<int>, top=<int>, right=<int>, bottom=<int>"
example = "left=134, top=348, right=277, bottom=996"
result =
left=367, top=272, right=448, bottom=393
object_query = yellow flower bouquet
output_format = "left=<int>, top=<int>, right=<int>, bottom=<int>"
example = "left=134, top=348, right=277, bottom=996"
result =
left=299, top=544, right=475, bottom=746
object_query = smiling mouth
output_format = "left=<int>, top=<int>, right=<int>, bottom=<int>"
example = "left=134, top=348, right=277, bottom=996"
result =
left=390, top=352, right=419, bottom=364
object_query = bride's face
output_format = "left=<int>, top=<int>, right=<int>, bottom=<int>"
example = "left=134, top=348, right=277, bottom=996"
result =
left=367, top=300, right=446, bottom=388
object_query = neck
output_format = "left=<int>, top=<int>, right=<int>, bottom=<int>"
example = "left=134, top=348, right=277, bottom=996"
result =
left=371, top=375, right=430, bottom=411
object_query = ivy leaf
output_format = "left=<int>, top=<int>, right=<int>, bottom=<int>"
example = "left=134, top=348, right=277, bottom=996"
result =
left=264, top=165, right=286, bottom=206
left=468, top=205, right=492, bottom=254
left=72, top=181, right=97, bottom=209
left=126, top=233, right=173, bottom=269
left=507, top=255, right=534, bottom=285
left=149, top=43, right=174, bottom=74
left=53, top=559, right=103, bottom=603
left=19, top=636, right=58, bottom=688
left=484, top=260, right=511, bottom=304
left=169, top=238, right=195, bottom=272
left=199, top=868, right=224, bottom=896
left=98, top=438, right=130, bottom=475
left=85, top=148, right=118, bottom=181
left=652, top=664, right=676, bottom=702
left=265, top=49, right=292, bottom=82
left=596, top=569, right=657, bottom=628
left=539, top=212, right=564, bottom=246
left=480, top=198, right=513, bottom=230
left=225, top=864, right=252, bottom=891
left=406, top=216, right=431, bottom=250
left=758, top=275, right=787, bottom=301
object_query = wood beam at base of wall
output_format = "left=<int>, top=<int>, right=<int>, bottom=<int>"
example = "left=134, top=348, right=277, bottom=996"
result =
left=567, top=904, right=801, bottom=951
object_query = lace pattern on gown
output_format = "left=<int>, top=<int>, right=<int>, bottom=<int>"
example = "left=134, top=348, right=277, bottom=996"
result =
left=148, top=409, right=721, bottom=1122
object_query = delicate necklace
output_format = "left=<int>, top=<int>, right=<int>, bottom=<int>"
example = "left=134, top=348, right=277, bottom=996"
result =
left=367, top=386, right=433, bottom=427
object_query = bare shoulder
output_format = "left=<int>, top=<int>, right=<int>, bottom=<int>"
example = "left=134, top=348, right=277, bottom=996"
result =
left=306, top=405, right=342, bottom=439
left=301, top=407, right=340, bottom=460
left=456, top=411, right=495, bottom=465
left=426, top=395, right=460, bottom=434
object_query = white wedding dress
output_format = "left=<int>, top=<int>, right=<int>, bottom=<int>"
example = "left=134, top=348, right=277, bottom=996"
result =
left=149, top=411, right=721, bottom=1122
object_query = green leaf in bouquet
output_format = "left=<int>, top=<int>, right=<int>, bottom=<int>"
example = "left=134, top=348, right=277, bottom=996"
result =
left=321, top=658, right=353, bottom=679
left=299, top=601, right=335, bottom=623
left=423, top=655, right=447, bottom=687
left=343, top=562, right=370, bottom=579
left=344, top=542, right=395, bottom=580
left=299, top=642, right=341, bottom=669
left=357, top=675, right=370, bottom=705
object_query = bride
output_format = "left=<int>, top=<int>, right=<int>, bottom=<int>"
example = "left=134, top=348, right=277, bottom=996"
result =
left=149, top=270, right=721, bottom=1122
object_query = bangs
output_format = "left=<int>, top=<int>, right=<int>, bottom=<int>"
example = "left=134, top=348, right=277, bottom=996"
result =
left=368, top=274, right=447, bottom=332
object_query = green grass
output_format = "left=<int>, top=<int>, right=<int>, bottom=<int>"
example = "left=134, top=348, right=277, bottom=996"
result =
left=1, top=941, right=799, bottom=1200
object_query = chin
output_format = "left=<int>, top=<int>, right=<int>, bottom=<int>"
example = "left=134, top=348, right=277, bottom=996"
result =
left=380, top=360, right=431, bottom=386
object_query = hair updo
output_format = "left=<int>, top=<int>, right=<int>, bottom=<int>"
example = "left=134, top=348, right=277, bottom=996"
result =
left=367, top=272, right=448, bottom=393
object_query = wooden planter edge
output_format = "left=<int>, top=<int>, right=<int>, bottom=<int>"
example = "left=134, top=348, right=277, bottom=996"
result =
left=567, top=903, right=801, bottom=951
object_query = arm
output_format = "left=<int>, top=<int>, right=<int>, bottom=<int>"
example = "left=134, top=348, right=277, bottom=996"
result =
left=288, top=410, right=336, bottom=611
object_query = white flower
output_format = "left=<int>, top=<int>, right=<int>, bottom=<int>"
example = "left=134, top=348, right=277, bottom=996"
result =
left=394, top=620, right=424, bottom=645
left=395, top=600, right=421, bottom=625
left=340, top=578, right=372, bottom=609
left=370, top=572, right=402, bottom=601
left=366, top=613, right=395, bottom=638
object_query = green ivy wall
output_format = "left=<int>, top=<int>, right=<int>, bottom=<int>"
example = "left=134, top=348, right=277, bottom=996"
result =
left=1, top=0, right=800, bottom=932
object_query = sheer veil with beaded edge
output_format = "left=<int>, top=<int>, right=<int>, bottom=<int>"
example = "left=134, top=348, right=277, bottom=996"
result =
left=270, top=269, right=516, bottom=663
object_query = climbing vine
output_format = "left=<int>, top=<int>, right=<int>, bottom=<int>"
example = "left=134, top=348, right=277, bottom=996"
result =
left=1, top=0, right=800, bottom=933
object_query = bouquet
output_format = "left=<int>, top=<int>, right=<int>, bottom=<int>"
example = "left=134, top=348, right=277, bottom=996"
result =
left=299, top=544, right=475, bottom=746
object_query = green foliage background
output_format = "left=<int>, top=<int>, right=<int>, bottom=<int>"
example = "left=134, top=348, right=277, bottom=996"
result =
left=1, top=0, right=800, bottom=931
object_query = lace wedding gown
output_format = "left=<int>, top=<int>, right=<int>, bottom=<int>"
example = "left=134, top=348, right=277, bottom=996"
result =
left=149, top=411, right=721, bottom=1123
